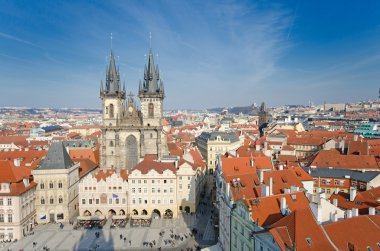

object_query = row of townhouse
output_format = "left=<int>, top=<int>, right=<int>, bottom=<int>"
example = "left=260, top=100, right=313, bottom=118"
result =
left=215, top=154, right=380, bottom=251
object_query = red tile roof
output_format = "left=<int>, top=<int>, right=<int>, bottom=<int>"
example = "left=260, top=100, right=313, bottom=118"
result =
left=269, top=208, right=336, bottom=251
left=131, top=155, right=177, bottom=174
left=323, top=215, right=380, bottom=251
left=310, top=149, right=379, bottom=170
left=248, top=191, right=310, bottom=227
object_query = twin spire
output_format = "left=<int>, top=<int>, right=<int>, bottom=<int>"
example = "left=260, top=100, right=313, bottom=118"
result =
left=100, top=49, right=125, bottom=98
left=100, top=34, right=165, bottom=99
left=139, top=48, right=164, bottom=96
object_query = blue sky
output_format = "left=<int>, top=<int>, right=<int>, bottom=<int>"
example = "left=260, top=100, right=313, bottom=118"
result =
left=0, top=0, right=380, bottom=109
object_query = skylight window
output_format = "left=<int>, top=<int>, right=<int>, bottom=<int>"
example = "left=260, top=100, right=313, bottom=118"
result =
left=306, top=238, right=312, bottom=245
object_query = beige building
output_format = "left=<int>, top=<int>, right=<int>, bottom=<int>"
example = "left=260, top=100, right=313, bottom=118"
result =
left=0, top=161, right=36, bottom=241
left=129, top=153, right=205, bottom=218
left=78, top=169, right=128, bottom=217
left=32, top=142, right=97, bottom=223
left=196, top=132, right=242, bottom=173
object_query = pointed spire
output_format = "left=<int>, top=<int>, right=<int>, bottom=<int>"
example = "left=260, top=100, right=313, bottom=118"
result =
left=100, top=80, right=104, bottom=94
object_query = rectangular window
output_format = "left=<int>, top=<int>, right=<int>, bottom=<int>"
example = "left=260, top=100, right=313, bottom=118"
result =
left=132, top=198, right=136, bottom=204
left=164, top=180, right=167, bottom=184
left=340, top=180, right=345, bottom=185
left=139, top=198, right=142, bottom=204
left=138, top=188, right=141, bottom=193
left=138, top=180, right=141, bottom=184
left=82, top=199, right=86, bottom=204
left=96, top=199, right=99, bottom=204
left=334, top=180, right=339, bottom=185
left=152, top=180, right=155, bottom=184
left=170, top=188, right=173, bottom=193
left=188, top=177, right=191, bottom=181
left=0, top=214, right=3, bottom=222
left=179, top=184, right=182, bottom=190
left=7, top=198, right=11, bottom=206
left=170, top=199, right=173, bottom=204
left=144, top=180, right=147, bottom=184
left=188, top=184, right=190, bottom=189
left=89, top=199, right=92, bottom=204
left=116, top=198, right=119, bottom=204
left=164, top=189, right=167, bottom=193
left=132, top=188, right=136, bottom=193
left=122, top=198, right=126, bottom=204
left=179, top=176, right=182, bottom=180
left=157, top=188, right=161, bottom=193
left=152, top=200, right=155, bottom=204
left=7, top=214, right=12, bottom=223
left=132, top=180, right=135, bottom=184
left=109, top=198, right=112, bottom=204
left=144, top=188, right=147, bottom=193
left=158, top=200, right=161, bottom=204
left=0, top=199, right=3, bottom=206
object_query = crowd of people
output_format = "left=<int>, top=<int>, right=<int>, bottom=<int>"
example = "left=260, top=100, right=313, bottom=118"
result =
left=111, top=218, right=128, bottom=228
left=75, top=219, right=105, bottom=229
left=130, top=218, right=152, bottom=227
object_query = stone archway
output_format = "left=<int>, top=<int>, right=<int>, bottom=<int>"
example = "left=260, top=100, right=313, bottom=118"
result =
left=132, top=209, right=138, bottom=215
left=108, top=209, right=116, bottom=217
left=119, top=209, right=125, bottom=215
left=83, top=210, right=92, bottom=216
left=152, top=209, right=161, bottom=218
left=126, top=135, right=138, bottom=169
left=95, top=210, right=103, bottom=216
left=164, top=209, right=173, bottom=219
left=142, top=209, right=148, bottom=215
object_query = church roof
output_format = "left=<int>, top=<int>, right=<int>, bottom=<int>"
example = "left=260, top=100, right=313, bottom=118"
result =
left=38, top=142, right=75, bottom=170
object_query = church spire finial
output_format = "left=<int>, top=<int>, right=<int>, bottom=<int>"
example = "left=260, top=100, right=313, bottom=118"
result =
left=149, top=32, right=152, bottom=49
left=110, top=32, right=113, bottom=50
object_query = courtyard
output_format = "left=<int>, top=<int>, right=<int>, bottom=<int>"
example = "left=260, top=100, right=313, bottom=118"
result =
left=1, top=196, right=217, bottom=251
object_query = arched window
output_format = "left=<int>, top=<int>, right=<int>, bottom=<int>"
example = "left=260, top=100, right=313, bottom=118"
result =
left=58, top=196, right=63, bottom=204
left=41, top=197, right=45, bottom=204
left=110, top=140, right=114, bottom=147
left=50, top=197, right=54, bottom=204
left=58, top=181, right=63, bottom=188
left=109, top=104, right=114, bottom=118
left=148, top=103, right=154, bottom=118
left=40, top=183, right=44, bottom=189
left=49, top=182, right=53, bottom=189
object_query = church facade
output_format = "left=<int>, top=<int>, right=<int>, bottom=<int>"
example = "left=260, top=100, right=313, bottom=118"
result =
left=100, top=47, right=168, bottom=170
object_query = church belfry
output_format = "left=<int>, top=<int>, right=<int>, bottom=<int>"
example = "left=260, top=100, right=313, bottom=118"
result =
left=139, top=48, right=165, bottom=127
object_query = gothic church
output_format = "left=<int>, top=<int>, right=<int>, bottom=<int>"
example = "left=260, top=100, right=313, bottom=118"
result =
left=100, top=47, right=168, bottom=170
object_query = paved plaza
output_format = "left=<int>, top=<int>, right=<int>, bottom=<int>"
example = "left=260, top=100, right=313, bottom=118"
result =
left=1, top=196, right=217, bottom=251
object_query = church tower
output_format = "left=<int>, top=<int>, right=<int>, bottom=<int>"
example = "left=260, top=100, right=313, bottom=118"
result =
left=139, top=47, right=167, bottom=157
left=100, top=49, right=126, bottom=169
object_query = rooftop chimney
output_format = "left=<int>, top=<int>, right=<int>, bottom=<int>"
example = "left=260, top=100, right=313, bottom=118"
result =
left=352, top=208, right=359, bottom=217
left=350, top=187, right=357, bottom=202
left=259, top=171, right=264, bottom=184
left=333, top=198, right=338, bottom=207
left=369, top=207, right=376, bottom=215
left=269, top=177, right=273, bottom=196
left=261, top=184, right=270, bottom=197
left=280, top=197, right=287, bottom=215
left=346, top=210, right=352, bottom=219
left=13, top=158, right=20, bottom=167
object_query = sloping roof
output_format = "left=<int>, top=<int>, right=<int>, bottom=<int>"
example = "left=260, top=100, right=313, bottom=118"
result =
left=248, top=191, right=309, bottom=227
left=310, top=149, right=379, bottom=170
left=197, top=132, right=239, bottom=143
left=303, top=167, right=380, bottom=182
left=38, top=142, right=75, bottom=170
left=323, top=215, right=380, bottom=251
left=269, top=208, right=336, bottom=251
left=131, top=155, right=177, bottom=174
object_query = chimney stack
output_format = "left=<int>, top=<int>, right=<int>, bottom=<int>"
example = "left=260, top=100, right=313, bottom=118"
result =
left=259, top=171, right=264, bottom=184
left=352, top=208, right=359, bottom=217
left=13, top=158, right=20, bottom=167
left=280, top=197, right=287, bottom=215
left=369, top=207, right=376, bottom=215
left=346, top=210, right=352, bottom=219
left=269, top=177, right=273, bottom=196
left=350, top=187, right=357, bottom=202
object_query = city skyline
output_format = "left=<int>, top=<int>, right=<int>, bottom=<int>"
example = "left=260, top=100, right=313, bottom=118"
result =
left=1, top=0, right=380, bottom=109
